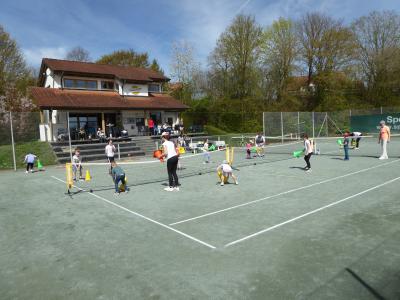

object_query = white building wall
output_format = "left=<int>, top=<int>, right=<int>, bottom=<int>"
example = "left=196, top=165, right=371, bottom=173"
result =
left=121, top=110, right=145, bottom=135
left=163, top=112, right=179, bottom=126
left=122, top=83, right=148, bottom=96
left=44, top=68, right=61, bottom=88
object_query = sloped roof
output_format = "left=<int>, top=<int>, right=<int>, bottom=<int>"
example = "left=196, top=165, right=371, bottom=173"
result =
left=30, top=87, right=189, bottom=111
left=39, top=58, right=170, bottom=84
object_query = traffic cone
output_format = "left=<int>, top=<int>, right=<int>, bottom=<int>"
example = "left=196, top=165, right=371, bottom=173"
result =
left=37, top=159, right=43, bottom=169
left=85, top=170, right=91, bottom=181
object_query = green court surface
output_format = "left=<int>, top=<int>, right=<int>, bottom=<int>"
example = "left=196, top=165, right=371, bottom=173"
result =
left=1, top=138, right=399, bottom=299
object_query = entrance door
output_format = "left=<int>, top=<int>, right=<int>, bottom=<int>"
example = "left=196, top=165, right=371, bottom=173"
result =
left=104, top=113, right=117, bottom=137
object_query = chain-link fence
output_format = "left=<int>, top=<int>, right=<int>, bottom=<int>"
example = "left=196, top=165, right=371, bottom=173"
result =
left=0, top=111, right=56, bottom=170
left=263, top=106, right=400, bottom=140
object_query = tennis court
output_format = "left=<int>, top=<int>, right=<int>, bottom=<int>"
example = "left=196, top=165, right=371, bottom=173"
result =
left=1, top=136, right=399, bottom=299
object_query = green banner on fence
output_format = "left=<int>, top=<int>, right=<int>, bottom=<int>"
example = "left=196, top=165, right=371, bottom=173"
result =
left=351, top=113, right=400, bottom=133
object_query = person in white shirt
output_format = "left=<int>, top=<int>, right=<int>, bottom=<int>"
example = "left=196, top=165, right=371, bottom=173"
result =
left=303, top=134, right=313, bottom=172
left=161, top=132, right=179, bottom=191
left=203, top=139, right=210, bottom=163
left=97, top=128, right=106, bottom=143
left=255, top=132, right=266, bottom=157
left=72, top=149, right=83, bottom=181
left=105, top=140, right=116, bottom=173
left=24, top=153, right=37, bottom=173
left=350, top=131, right=362, bottom=149
left=217, top=160, right=238, bottom=186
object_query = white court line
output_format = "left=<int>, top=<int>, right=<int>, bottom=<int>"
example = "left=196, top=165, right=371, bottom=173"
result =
left=169, top=158, right=400, bottom=226
left=51, top=176, right=216, bottom=250
left=225, top=176, right=400, bottom=247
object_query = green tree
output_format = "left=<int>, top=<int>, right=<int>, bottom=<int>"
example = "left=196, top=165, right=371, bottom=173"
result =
left=213, top=14, right=263, bottom=99
left=150, top=59, right=164, bottom=74
left=261, top=17, right=298, bottom=103
left=97, top=49, right=150, bottom=68
left=0, top=25, right=35, bottom=111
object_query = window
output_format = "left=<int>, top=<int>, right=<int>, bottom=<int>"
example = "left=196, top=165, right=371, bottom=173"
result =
left=101, top=81, right=114, bottom=90
left=115, top=83, right=120, bottom=91
left=64, top=79, right=97, bottom=90
left=148, top=84, right=160, bottom=93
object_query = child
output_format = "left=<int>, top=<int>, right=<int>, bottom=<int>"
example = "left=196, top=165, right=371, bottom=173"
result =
left=343, top=132, right=350, bottom=161
left=217, top=160, right=238, bottom=186
left=246, top=142, right=252, bottom=159
left=24, top=153, right=37, bottom=173
left=203, top=139, right=210, bottom=164
left=111, top=162, right=128, bottom=194
left=72, top=149, right=83, bottom=181
left=303, top=134, right=313, bottom=172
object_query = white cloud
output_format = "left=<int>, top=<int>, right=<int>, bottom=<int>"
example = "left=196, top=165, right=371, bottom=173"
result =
left=23, top=47, right=67, bottom=67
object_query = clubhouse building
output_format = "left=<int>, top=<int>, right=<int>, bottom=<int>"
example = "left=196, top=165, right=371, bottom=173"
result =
left=31, top=58, right=188, bottom=141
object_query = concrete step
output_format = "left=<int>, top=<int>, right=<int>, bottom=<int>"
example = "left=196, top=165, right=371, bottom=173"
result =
left=55, top=146, right=141, bottom=158
left=57, top=150, right=145, bottom=164
left=53, top=141, right=138, bottom=152
left=51, top=137, right=132, bottom=147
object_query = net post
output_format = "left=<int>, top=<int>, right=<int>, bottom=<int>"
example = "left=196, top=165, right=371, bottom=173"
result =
left=280, top=112, right=284, bottom=143
left=312, top=111, right=315, bottom=139
left=9, top=111, right=17, bottom=171
left=65, top=163, right=73, bottom=193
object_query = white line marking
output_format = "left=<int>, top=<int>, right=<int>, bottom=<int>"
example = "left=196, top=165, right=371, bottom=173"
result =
left=169, top=159, right=400, bottom=226
left=51, top=176, right=216, bottom=249
left=225, top=176, right=400, bottom=247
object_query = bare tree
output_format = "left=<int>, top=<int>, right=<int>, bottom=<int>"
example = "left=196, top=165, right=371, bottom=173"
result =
left=65, top=46, right=91, bottom=62
left=170, top=40, right=200, bottom=103
left=352, top=10, right=400, bottom=103
left=297, top=13, right=355, bottom=82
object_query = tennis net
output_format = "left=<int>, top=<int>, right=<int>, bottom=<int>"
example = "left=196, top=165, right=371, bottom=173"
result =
left=65, top=134, right=399, bottom=193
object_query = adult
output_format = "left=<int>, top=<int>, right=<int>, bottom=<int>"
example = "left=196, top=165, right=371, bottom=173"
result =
left=378, top=120, right=390, bottom=160
left=105, top=139, right=116, bottom=173
left=255, top=132, right=266, bottom=157
left=351, top=131, right=362, bottom=149
left=161, top=132, right=179, bottom=191
left=148, top=118, right=155, bottom=136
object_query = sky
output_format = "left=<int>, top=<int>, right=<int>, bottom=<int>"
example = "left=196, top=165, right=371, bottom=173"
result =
left=0, top=0, right=399, bottom=77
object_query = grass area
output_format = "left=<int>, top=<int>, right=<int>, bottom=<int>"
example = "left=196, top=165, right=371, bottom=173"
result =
left=0, top=141, right=57, bottom=169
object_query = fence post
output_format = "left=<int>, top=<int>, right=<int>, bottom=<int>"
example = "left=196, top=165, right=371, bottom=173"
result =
left=9, top=112, right=17, bottom=171
left=312, top=111, right=315, bottom=139
left=67, top=111, right=73, bottom=163
left=325, top=112, right=329, bottom=136
left=297, top=111, right=300, bottom=140
left=262, top=112, right=265, bottom=137
left=280, top=112, right=284, bottom=143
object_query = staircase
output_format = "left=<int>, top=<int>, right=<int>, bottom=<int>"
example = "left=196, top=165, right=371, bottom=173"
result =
left=51, top=138, right=146, bottom=163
